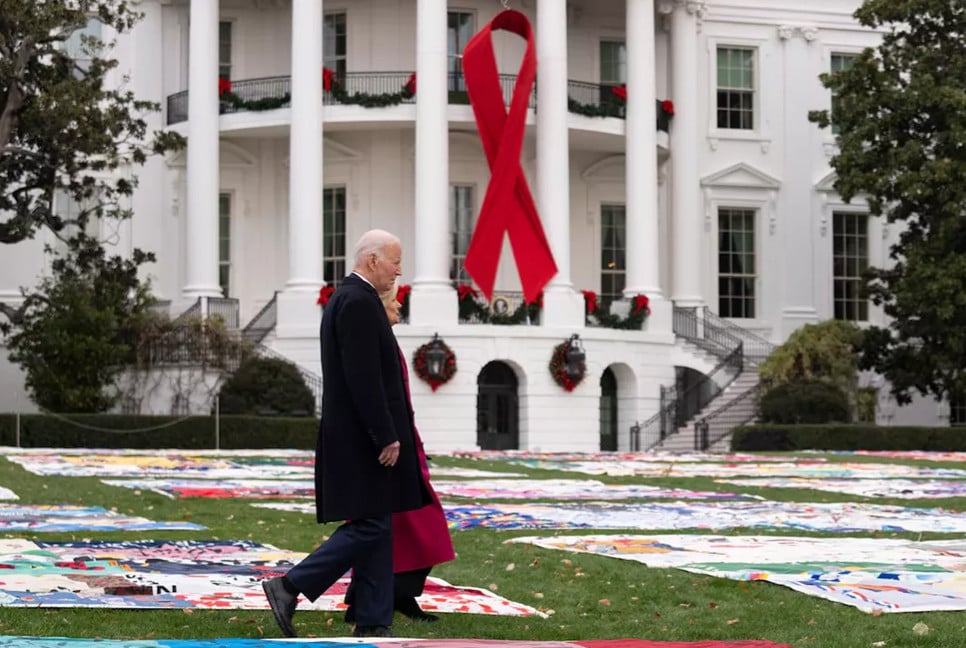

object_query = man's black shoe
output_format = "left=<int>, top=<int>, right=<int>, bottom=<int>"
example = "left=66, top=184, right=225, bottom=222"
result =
left=343, top=605, right=356, bottom=624
left=352, top=625, right=395, bottom=638
left=262, top=577, right=298, bottom=638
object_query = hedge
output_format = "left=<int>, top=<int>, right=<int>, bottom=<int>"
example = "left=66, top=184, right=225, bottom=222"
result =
left=732, top=424, right=966, bottom=452
left=0, top=414, right=318, bottom=449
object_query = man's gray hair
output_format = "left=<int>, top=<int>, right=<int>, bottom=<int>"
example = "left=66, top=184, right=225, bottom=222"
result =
left=353, top=229, right=400, bottom=267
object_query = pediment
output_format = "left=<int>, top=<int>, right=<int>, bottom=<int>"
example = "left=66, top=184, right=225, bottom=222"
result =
left=700, top=163, right=781, bottom=190
left=323, top=137, right=363, bottom=162
left=581, top=155, right=625, bottom=181
left=450, top=132, right=484, bottom=160
left=814, top=169, right=838, bottom=192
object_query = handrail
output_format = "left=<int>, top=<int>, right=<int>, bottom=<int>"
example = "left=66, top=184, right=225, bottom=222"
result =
left=700, top=307, right=776, bottom=365
left=166, top=72, right=670, bottom=129
left=242, top=293, right=278, bottom=345
left=255, top=344, right=322, bottom=417
left=694, top=383, right=762, bottom=451
left=673, top=342, right=744, bottom=429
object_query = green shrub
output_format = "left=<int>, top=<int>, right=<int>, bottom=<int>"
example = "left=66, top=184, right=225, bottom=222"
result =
left=759, top=320, right=862, bottom=400
left=759, top=380, right=851, bottom=424
left=732, top=424, right=966, bottom=452
left=218, top=356, right=316, bottom=416
left=0, top=414, right=317, bottom=449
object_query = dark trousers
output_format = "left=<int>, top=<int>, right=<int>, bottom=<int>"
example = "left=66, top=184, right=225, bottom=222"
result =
left=285, top=515, right=392, bottom=627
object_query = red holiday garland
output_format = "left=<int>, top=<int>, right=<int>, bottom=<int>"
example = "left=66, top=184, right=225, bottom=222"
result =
left=412, top=339, right=457, bottom=392
left=548, top=339, right=585, bottom=392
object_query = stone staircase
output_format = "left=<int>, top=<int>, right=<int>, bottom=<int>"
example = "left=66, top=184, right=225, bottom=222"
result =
left=654, top=370, right=760, bottom=452
left=644, top=307, right=775, bottom=453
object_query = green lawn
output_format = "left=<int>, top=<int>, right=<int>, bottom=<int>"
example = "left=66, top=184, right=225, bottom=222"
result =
left=1, top=451, right=965, bottom=647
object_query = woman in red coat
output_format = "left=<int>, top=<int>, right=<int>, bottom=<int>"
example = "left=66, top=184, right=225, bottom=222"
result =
left=345, top=283, right=456, bottom=623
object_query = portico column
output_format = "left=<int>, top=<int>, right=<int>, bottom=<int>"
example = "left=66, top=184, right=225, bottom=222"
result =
left=670, top=1, right=704, bottom=307
left=537, top=0, right=583, bottom=328
left=183, top=0, right=222, bottom=300
left=276, top=0, right=325, bottom=337
left=409, top=0, right=456, bottom=325
left=624, top=0, right=669, bottom=329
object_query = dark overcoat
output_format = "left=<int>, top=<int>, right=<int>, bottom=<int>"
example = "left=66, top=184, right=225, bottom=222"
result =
left=315, top=273, right=429, bottom=523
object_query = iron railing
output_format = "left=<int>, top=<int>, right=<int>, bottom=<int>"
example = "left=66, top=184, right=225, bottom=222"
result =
left=673, top=306, right=744, bottom=361
left=700, top=307, right=776, bottom=365
left=242, top=293, right=278, bottom=345
left=167, top=73, right=669, bottom=129
left=256, top=344, right=322, bottom=417
left=694, top=383, right=762, bottom=451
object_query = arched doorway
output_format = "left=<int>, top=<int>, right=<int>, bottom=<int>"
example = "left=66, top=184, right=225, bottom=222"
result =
left=477, top=361, right=519, bottom=450
left=599, top=368, right=618, bottom=451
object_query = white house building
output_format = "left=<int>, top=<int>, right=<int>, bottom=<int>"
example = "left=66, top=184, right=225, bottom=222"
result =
left=1, top=0, right=959, bottom=451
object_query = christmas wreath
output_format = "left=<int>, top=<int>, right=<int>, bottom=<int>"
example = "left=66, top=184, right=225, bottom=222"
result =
left=413, top=337, right=457, bottom=392
left=548, top=339, right=585, bottom=392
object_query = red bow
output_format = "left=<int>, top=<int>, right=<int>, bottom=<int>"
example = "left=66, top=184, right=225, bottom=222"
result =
left=461, top=10, right=557, bottom=304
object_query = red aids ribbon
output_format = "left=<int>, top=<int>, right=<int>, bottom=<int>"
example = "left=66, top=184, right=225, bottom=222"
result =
left=461, top=10, right=558, bottom=304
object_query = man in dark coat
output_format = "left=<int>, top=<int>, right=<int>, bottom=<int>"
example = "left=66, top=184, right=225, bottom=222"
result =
left=262, top=229, right=429, bottom=638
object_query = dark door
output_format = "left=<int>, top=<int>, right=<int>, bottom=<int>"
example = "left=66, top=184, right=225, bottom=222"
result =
left=477, top=362, right=519, bottom=450
left=599, top=368, right=618, bottom=451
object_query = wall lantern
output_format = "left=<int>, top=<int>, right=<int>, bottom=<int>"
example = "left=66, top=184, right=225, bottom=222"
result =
left=424, top=333, right=449, bottom=381
left=564, top=333, right=586, bottom=379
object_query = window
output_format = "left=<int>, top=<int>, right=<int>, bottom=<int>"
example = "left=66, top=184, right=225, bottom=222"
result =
left=323, top=13, right=347, bottom=79
left=600, top=204, right=626, bottom=305
left=219, top=21, right=232, bottom=79
left=450, top=185, right=474, bottom=283
left=599, top=41, right=626, bottom=86
left=323, top=187, right=347, bottom=286
left=718, top=208, right=756, bottom=318
left=832, top=211, right=868, bottom=321
left=716, top=46, right=755, bottom=130
left=830, top=53, right=857, bottom=135
left=64, top=18, right=102, bottom=74
left=951, top=393, right=966, bottom=427
left=448, top=12, right=475, bottom=91
left=218, top=193, right=231, bottom=297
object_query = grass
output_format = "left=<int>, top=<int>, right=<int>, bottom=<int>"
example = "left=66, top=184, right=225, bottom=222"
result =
left=1, top=450, right=965, bottom=647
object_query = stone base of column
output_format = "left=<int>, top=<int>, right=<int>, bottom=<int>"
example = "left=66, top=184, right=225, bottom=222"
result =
left=408, top=284, right=458, bottom=326
left=670, top=295, right=704, bottom=310
left=275, top=289, right=323, bottom=339
left=780, top=306, right=819, bottom=339
left=638, top=293, right=673, bottom=335
left=540, top=288, right=584, bottom=329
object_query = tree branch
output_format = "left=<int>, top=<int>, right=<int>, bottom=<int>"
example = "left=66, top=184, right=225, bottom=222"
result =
left=0, top=36, right=35, bottom=152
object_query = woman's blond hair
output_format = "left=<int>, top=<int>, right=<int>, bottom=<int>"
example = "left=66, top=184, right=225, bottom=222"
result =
left=380, top=280, right=399, bottom=307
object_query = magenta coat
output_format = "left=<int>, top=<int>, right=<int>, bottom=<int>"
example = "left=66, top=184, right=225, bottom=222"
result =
left=392, top=347, right=456, bottom=573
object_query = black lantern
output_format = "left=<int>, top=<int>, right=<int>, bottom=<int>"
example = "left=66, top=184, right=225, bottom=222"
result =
left=563, top=333, right=585, bottom=379
left=424, top=333, right=448, bottom=380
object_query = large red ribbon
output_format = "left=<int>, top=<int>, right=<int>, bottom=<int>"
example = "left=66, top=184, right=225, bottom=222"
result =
left=461, top=10, right=558, bottom=304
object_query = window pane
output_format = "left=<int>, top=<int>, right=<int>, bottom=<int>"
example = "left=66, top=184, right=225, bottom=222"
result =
left=600, top=41, right=626, bottom=85
left=450, top=185, right=475, bottom=283
left=832, top=212, right=869, bottom=322
left=716, top=47, right=755, bottom=130
left=718, top=208, right=756, bottom=318
left=324, top=13, right=347, bottom=77
left=600, top=204, right=627, bottom=303
left=323, top=187, right=347, bottom=285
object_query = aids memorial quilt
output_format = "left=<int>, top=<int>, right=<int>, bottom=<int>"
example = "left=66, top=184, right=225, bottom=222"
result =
left=0, top=638, right=795, bottom=648
left=715, top=477, right=966, bottom=500
left=440, top=500, right=966, bottom=533
left=101, top=479, right=315, bottom=500
left=506, top=534, right=966, bottom=614
left=5, top=451, right=313, bottom=481
left=430, top=479, right=759, bottom=501
left=0, top=505, right=204, bottom=532
left=0, top=539, right=539, bottom=617
left=0, top=487, right=16, bottom=500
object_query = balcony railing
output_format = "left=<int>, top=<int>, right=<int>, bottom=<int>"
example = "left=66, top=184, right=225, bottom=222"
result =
left=166, top=73, right=670, bottom=132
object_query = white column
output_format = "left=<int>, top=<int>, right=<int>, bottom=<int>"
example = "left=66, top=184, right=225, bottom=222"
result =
left=625, top=0, right=669, bottom=330
left=778, top=25, right=820, bottom=337
left=409, top=0, right=456, bottom=325
left=669, top=1, right=704, bottom=307
left=286, top=0, right=324, bottom=292
left=276, top=0, right=325, bottom=338
left=182, top=0, right=222, bottom=300
left=537, top=0, right=583, bottom=328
